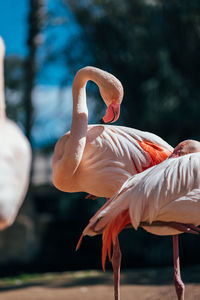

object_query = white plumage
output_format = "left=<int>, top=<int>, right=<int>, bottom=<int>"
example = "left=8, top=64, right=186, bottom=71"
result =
left=84, top=153, right=200, bottom=237
left=52, top=65, right=173, bottom=300
left=81, top=149, right=200, bottom=299
left=52, top=66, right=173, bottom=198
left=0, top=37, right=31, bottom=230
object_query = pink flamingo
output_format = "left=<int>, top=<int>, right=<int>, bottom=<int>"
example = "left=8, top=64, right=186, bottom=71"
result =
left=0, top=37, right=31, bottom=229
left=52, top=66, right=173, bottom=299
left=82, top=139, right=200, bottom=300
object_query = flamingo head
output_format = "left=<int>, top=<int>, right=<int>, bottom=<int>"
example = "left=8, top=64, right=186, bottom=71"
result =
left=99, top=74, right=123, bottom=124
left=170, top=139, right=200, bottom=158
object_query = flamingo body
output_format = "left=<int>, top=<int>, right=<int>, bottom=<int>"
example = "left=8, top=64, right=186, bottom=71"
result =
left=82, top=149, right=200, bottom=300
left=83, top=152, right=200, bottom=254
left=0, top=37, right=31, bottom=230
left=52, top=66, right=173, bottom=300
left=52, top=66, right=173, bottom=198
left=53, top=124, right=173, bottom=197
left=0, top=119, right=31, bottom=229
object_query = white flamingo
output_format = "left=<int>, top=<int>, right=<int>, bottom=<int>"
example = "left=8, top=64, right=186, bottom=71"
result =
left=0, top=36, right=31, bottom=229
left=82, top=140, right=200, bottom=300
left=52, top=66, right=173, bottom=299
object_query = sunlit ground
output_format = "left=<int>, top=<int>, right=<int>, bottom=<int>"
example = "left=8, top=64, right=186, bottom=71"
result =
left=0, top=266, right=200, bottom=299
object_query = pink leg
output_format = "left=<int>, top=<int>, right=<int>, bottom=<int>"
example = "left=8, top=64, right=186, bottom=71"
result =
left=111, top=237, right=122, bottom=300
left=173, top=235, right=185, bottom=300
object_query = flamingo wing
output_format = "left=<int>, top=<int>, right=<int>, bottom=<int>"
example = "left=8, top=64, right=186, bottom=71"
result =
left=86, top=152, right=200, bottom=233
left=77, top=125, right=173, bottom=198
left=83, top=152, right=200, bottom=268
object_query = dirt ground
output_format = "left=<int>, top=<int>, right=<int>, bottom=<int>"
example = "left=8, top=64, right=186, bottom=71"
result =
left=0, top=266, right=200, bottom=300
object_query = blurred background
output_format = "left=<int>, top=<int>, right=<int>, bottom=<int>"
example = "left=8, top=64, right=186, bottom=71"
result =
left=0, top=0, right=200, bottom=277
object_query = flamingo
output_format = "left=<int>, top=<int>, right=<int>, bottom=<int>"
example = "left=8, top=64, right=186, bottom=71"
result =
left=82, top=139, right=200, bottom=300
left=52, top=66, right=173, bottom=299
left=0, top=37, right=31, bottom=229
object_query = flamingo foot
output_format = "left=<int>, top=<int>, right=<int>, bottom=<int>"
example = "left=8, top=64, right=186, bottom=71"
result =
left=173, top=235, right=185, bottom=300
left=111, top=237, right=121, bottom=300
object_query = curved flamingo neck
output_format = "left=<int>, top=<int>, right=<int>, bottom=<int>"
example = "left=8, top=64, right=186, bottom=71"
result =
left=61, top=67, right=109, bottom=181
left=71, top=68, right=89, bottom=137
left=70, top=66, right=115, bottom=145
left=72, top=66, right=106, bottom=95
left=71, top=66, right=107, bottom=122
left=0, top=39, right=6, bottom=119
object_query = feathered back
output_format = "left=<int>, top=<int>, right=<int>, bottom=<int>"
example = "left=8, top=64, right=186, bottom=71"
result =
left=83, top=152, right=200, bottom=268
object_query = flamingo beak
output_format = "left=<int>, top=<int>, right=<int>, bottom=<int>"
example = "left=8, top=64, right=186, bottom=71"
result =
left=101, top=101, right=120, bottom=124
